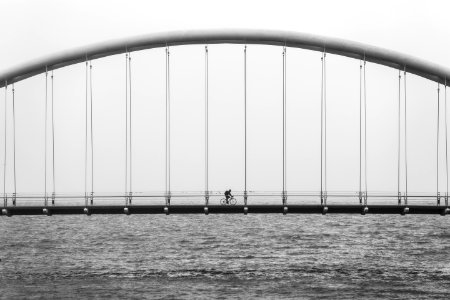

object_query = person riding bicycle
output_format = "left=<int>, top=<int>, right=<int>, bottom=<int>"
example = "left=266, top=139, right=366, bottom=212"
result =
left=224, top=189, right=233, bottom=204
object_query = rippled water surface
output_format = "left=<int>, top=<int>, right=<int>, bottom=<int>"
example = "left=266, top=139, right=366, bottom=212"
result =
left=1, top=214, right=450, bottom=299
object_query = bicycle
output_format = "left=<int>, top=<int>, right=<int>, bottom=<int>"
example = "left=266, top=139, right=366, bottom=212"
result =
left=220, top=197, right=237, bottom=205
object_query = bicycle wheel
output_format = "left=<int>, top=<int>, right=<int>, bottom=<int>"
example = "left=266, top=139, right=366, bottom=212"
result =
left=230, top=198, right=237, bottom=205
left=220, top=198, right=227, bottom=205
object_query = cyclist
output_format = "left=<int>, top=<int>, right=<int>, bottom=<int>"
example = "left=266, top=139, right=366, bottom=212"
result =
left=224, top=189, right=233, bottom=204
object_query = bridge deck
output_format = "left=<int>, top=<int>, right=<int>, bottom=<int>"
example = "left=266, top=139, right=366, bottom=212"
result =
left=2, top=204, right=450, bottom=216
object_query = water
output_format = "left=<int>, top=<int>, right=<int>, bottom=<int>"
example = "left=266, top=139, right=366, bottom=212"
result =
left=1, top=214, right=450, bottom=299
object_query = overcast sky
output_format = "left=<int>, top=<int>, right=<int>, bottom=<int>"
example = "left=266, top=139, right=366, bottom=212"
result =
left=0, top=0, right=449, bottom=198
left=1, top=0, right=449, bottom=69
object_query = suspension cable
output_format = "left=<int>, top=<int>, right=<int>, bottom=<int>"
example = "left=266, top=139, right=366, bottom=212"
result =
left=84, top=59, right=88, bottom=206
left=3, top=82, right=7, bottom=202
left=168, top=49, right=171, bottom=200
left=51, top=71, right=55, bottom=202
left=445, top=79, right=449, bottom=203
left=359, top=61, right=362, bottom=201
left=404, top=68, right=408, bottom=202
left=165, top=48, right=168, bottom=199
left=205, top=45, right=209, bottom=201
left=90, top=62, right=94, bottom=203
left=125, top=52, right=128, bottom=198
left=12, top=84, right=16, bottom=202
left=319, top=50, right=328, bottom=203
left=437, top=83, right=440, bottom=200
left=282, top=46, right=287, bottom=203
left=320, top=53, right=324, bottom=202
left=398, top=70, right=401, bottom=203
left=45, top=68, right=48, bottom=203
left=165, top=46, right=171, bottom=203
left=364, top=58, right=367, bottom=199
left=244, top=45, right=247, bottom=204
left=324, top=51, right=327, bottom=199
left=128, top=53, right=132, bottom=197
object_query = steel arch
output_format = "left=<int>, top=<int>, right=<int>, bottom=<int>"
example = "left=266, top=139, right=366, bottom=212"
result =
left=0, top=29, right=449, bottom=88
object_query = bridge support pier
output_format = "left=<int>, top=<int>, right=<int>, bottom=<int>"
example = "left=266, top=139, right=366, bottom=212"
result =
left=441, top=208, right=450, bottom=216
left=83, top=207, right=91, bottom=216
left=401, top=207, right=409, bottom=215
left=361, top=206, right=369, bottom=215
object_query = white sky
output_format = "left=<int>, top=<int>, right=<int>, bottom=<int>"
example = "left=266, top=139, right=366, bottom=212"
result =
left=0, top=0, right=449, bottom=197
left=2, top=0, right=449, bottom=69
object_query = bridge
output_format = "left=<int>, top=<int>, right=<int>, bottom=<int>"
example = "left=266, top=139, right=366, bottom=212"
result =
left=1, top=29, right=450, bottom=216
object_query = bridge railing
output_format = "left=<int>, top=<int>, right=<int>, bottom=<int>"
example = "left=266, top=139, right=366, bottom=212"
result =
left=2, top=191, right=447, bottom=207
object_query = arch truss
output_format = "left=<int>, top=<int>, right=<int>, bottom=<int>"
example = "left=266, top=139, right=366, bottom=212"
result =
left=1, top=29, right=449, bottom=216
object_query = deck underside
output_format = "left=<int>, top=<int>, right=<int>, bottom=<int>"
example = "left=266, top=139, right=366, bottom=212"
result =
left=2, top=204, right=450, bottom=216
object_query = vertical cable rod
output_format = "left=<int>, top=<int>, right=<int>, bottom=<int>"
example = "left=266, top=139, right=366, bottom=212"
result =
left=84, top=57, right=89, bottom=206
left=437, top=83, right=440, bottom=204
left=323, top=51, right=328, bottom=205
left=204, top=45, right=209, bottom=205
left=244, top=45, right=247, bottom=206
left=404, top=68, right=408, bottom=204
left=282, top=46, right=287, bottom=205
left=51, top=71, right=55, bottom=205
left=359, top=61, right=362, bottom=203
left=12, top=84, right=16, bottom=205
left=168, top=48, right=171, bottom=204
left=320, top=53, right=324, bottom=204
left=129, top=53, right=132, bottom=203
left=165, top=47, right=171, bottom=206
left=165, top=48, right=168, bottom=204
left=324, top=53, right=327, bottom=201
left=445, top=80, right=449, bottom=206
left=84, top=59, right=88, bottom=207
left=44, top=68, right=48, bottom=206
left=90, top=62, right=94, bottom=205
left=363, top=58, right=367, bottom=204
left=3, top=82, right=7, bottom=206
left=397, top=70, right=402, bottom=204
left=125, top=53, right=128, bottom=202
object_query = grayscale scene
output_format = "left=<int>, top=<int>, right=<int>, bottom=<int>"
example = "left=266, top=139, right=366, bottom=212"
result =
left=1, top=0, right=450, bottom=298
